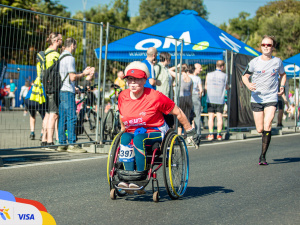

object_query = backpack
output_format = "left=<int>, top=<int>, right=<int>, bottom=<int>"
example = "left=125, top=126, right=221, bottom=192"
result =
left=37, top=50, right=71, bottom=94
left=155, top=63, right=162, bottom=79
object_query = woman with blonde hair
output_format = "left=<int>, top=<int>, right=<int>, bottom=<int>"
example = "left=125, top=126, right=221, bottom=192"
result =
left=169, top=64, right=193, bottom=138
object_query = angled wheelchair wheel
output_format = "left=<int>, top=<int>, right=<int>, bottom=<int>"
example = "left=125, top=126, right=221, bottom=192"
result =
left=162, top=132, right=189, bottom=199
left=107, top=131, right=127, bottom=197
left=103, top=109, right=114, bottom=142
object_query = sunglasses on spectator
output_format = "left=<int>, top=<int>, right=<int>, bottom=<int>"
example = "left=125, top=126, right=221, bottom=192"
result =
left=261, top=43, right=272, bottom=47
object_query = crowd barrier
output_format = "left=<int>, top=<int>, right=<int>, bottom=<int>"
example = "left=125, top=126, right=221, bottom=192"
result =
left=2, top=5, right=297, bottom=151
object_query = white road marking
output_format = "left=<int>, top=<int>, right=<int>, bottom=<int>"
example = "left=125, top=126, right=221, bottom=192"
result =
left=1, top=155, right=108, bottom=170
left=2, top=133, right=299, bottom=170
left=187, top=132, right=300, bottom=148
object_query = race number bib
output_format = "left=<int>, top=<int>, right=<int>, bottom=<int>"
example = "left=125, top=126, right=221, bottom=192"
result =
left=119, top=144, right=135, bottom=162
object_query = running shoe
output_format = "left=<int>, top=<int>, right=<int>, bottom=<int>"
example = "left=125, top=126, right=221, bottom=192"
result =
left=217, top=134, right=222, bottom=141
left=40, top=142, right=47, bottom=150
left=29, top=133, right=35, bottom=140
left=129, top=183, right=146, bottom=194
left=118, top=182, right=133, bottom=195
left=45, top=142, right=57, bottom=151
left=118, top=182, right=129, bottom=188
left=259, top=156, right=268, bottom=165
left=57, top=145, right=68, bottom=152
left=207, top=134, right=214, bottom=141
left=67, top=145, right=87, bottom=153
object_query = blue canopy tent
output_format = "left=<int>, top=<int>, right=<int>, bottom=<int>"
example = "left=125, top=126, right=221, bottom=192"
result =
left=283, top=53, right=300, bottom=78
left=94, top=10, right=260, bottom=61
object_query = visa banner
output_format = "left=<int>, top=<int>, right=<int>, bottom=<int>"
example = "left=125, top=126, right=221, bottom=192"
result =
left=0, top=190, right=56, bottom=225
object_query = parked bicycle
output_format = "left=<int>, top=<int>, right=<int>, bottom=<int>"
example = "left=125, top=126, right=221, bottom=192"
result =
left=102, top=84, right=121, bottom=143
left=76, top=85, right=101, bottom=142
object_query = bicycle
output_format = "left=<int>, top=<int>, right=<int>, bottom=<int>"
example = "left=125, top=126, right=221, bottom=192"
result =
left=76, top=85, right=101, bottom=142
left=102, top=84, right=121, bottom=143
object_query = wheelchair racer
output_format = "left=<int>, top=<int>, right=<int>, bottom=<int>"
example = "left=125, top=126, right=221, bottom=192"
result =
left=117, top=61, right=196, bottom=190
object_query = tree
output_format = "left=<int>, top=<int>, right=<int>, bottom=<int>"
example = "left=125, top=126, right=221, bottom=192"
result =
left=0, top=0, right=70, bottom=64
left=220, top=12, right=258, bottom=43
left=256, top=0, right=300, bottom=19
left=129, top=0, right=208, bottom=31
left=219, top=0, right=300, bottom=59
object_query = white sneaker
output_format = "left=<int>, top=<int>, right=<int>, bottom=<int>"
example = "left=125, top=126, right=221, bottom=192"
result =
left=129, top=183, right=139, bottom=188
left=118, top=182, right=133, bottom=194
left=118, top=182, right=129, bottom=188
left=129, top=183, right=146, bottom=194
left=67, top=145, right=86, bottom=153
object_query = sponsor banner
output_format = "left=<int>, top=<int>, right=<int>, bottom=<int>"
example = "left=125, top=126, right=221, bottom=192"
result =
left=0, top=190, right=56, bottom=225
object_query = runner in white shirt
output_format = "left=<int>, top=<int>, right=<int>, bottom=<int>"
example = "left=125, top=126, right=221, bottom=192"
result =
left=242, top=35, right=286, bottom=166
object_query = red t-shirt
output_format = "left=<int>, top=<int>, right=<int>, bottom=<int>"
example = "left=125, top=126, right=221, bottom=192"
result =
left=118, top=88, right=175, bottom=133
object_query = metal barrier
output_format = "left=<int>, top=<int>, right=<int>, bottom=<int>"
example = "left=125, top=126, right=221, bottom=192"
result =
left=3, top=5, right=292, bottom=151
left=0, top=4, right=103, bottom=150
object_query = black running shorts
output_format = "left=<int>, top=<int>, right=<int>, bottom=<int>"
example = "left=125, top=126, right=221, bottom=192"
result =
left=251, top=102, right=278, bottom=112
left=207, top=103, right=224, bottom=114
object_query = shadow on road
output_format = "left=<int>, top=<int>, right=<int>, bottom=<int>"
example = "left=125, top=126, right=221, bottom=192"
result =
left=181, top=186, right=234, bottom=199
left=120, top=186, right=234, bottom=202
left=271, top=157, right=300, bottom=164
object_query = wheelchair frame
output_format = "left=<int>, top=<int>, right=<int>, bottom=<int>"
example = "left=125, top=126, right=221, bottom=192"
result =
left=107, top=129, right=189, bottom=202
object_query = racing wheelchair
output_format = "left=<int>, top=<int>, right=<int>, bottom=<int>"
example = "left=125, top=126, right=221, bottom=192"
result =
left=107, top=129, right=189, bottom=202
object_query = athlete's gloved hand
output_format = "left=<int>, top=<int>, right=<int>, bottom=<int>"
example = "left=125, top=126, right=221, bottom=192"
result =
left=186, top=128, right=196, bottom=137
left=186, top=128, right=200, bottom=149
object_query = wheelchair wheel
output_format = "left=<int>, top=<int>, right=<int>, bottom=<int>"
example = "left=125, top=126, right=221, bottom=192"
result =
left=162, top=132, right=189, bottom=199
left=103, top=109, right=114, bottom=142
left=107, top=131, right=126, bottom=197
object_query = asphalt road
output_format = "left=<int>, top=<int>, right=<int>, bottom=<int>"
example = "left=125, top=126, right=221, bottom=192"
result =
left=1, top=134, right=299, bottom=224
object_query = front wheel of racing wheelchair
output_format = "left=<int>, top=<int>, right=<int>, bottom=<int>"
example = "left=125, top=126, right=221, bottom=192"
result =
left=107, top=129, right=189, bottom=202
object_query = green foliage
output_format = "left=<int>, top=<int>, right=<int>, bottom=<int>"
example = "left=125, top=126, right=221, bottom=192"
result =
left=219, top=0, right=300, bottom=60
left=72, top=0, right=130, bottom=27
left=256, top=0, right=300, bottom=19
left=0, top=0, right=71, bottom=64
left=129, top=0, right=208, bottom=31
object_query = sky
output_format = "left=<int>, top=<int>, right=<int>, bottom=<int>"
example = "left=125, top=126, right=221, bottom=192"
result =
left=58, top=0, right=274, bottom=26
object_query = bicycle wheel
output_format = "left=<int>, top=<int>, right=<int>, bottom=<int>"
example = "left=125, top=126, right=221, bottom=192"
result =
left=162, top=133, right=189, bottom=199
left=107, top=131, right=126, bottom=197
left=103, top=109, right=114, bottom=142
left=84, top=107, right=97, bottom=133
left=113, top=111, right=121, bottom=135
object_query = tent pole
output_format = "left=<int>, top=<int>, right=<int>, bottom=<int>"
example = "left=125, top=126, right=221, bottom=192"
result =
left=294, top=63, right=298, bottom=132
left=293, top=63, right=296, bottom=132
left=95, top=22, right=103, bottom=145
left=100, top=22, right=110, bottom=144
left=226, top=50, right=234, bottom=139
left=175, top=40, right=178, bottom=131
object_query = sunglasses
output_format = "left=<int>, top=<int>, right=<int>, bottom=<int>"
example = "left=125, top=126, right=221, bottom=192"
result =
left=261, top=43, right=272, bottom=47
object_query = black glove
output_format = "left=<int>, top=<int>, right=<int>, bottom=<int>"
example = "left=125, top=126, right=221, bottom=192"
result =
left=186, top=128, right=196, bottom=137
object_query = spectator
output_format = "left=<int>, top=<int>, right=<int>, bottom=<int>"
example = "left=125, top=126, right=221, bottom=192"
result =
left=242, top=35, right=286, bottom=165
left=142, top=47, right=157, bottom=90
left=154, top=52, right=175, bottom=128
left=169, top=64, right=193, bottom=139
left=39, top=32, right=63, bottom=150
left=19, top=80, right=30, bottom=116
left=114, top=71, right=125, bottom=90
left=277, top=81, right=288, bottom=127
left=57, top=37, right=95, bottom=153
left=187, top=63, right=203, bottom=146
left=205, top=60, right=229, bottom=141
left=154, top=52, right=173, bottom=99
left=8, top=79, right=17, bottom=110
left=24, top=84, right=46, bottom=140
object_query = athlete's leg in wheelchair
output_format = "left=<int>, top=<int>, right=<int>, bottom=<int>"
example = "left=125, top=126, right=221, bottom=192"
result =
left=120, top=132, right=162, bottom=171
